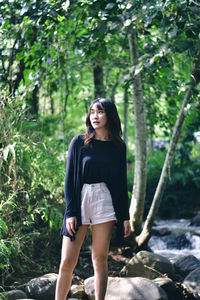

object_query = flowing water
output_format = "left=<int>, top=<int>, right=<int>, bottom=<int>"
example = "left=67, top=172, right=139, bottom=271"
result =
left=148, top=219, right=200, bottom=260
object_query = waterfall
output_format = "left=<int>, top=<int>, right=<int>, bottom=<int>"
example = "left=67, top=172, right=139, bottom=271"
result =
left=148, top=219, right=200, bottom=259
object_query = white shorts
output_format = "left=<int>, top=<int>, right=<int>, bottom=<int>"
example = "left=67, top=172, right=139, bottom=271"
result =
left=81, top=182, right=117, bottom=225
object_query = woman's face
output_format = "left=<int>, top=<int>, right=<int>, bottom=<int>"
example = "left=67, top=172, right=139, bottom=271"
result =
left=89, top=102, right=107, bottom=130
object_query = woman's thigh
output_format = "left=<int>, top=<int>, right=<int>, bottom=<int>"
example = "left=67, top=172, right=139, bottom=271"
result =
left=60, top=225, right=89, bottom=267
left=91, top=221, right=115, bottom=260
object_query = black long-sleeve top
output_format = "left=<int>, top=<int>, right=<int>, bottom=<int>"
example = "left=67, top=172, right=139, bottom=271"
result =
left=61, top=134, right=130, bottom=240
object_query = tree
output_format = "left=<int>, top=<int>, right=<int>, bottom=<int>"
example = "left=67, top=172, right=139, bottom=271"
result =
left=128, top=29, right=147, bottom=236
left=137, top=53, right=200, bottom=246
left=125, top=0, right=200, bottom=247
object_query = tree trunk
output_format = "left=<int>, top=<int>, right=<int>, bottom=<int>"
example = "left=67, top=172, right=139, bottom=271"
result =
left=111, top=71, right=120, bottom=103
left=93, top=61, right=106, bottom=99
left=25, top=85, right=39, bottom=116
left=128, top=30, right=147, bottom=235
left=50, top=94, right=54, bottom=114
left=31, top=85, right=39, bottom=115
left=123, top=85, right=129, bottom=145
left=137, top=81, right=198, bottom=246
left=64, top=76, right=69, bottom=114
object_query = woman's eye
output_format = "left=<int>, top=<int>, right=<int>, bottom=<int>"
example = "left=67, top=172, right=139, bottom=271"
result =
left=90, top=110, right=104, bottom=115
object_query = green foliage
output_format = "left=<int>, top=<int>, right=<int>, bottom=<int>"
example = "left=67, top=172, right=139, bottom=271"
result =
left=0, top=93, right=66, bottom=282
left=143, top=149, right=200, bottom=219
left=159, top=158, right=200, bottom=218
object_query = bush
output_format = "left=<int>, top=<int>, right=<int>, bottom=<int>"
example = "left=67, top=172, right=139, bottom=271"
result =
left=142, top=149, right=200, bottom=219
left=158, top=159, right=200, bottom=218
left=0, top=93, right=66, bottom=283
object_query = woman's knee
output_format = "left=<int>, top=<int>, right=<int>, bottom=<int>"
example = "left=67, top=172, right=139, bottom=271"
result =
left=59, top=256, right=76, bottom=273
left=92, top=253, right=108, bottom=268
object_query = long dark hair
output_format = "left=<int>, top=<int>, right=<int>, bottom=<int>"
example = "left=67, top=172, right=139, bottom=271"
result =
left=84, top=98, right=124, bottom=147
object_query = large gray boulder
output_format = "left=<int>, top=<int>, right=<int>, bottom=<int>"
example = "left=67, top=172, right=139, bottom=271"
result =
left=153, top=277, right=178, bottom=300
left=190, top=215, right=200, bottom=226
left=183, top=268, right=200, bottom=299
left=26, top=273, right=57, bottom=300
left=172, top=255, right=200, bottom=278
left=0, top=290, right=27, bottom=299
left=84, top=276, right=168, bottom=300
left=120, top=250, right=174, bottom=280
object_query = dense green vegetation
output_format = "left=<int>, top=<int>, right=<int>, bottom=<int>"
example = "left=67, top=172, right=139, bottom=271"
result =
left=0, top=0, right=200, bottom=286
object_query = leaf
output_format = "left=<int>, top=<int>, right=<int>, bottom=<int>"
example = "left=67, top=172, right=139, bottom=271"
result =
left=16, top=51, right=25, bottom=61
left=4, top=19, right=10, bottom=29
left=23, top=69, right=32, bottom=85
left=57, top=15, right=65, bottom=22
left=124, top=19, right=132, bottom=27
left=105, top=3, right=115, bottom=10
left=49, top=219, right=53, bottom=229
left=62, top=0, right=70, bottom=11
left=20, top=5, right=29, bottom=16
left=2, top=242, right=10, bottom=255
left=0, top=219, right=8, bottom=234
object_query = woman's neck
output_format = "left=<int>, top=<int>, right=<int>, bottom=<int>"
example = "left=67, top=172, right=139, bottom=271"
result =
left=94, top=129, right=109, bottom=141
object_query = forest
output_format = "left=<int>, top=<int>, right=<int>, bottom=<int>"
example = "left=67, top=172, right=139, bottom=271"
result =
left=0, top=0, right=200, bottom=291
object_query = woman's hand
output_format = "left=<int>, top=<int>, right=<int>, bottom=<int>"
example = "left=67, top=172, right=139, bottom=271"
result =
left=66, top=217, right=77, bottom=236
left=123, top=220, right=131, bottom=238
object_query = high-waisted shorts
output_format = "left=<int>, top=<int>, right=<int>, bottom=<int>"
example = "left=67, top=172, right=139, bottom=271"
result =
left=81, top=182, right=117, bottom=225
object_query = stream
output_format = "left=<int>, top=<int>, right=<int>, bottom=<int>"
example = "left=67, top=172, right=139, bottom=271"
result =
left=148, top=219, right=200, bottom=260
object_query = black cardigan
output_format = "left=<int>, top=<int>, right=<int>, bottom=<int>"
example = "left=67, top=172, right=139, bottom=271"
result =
left=61, top=134, right=130, bottom=241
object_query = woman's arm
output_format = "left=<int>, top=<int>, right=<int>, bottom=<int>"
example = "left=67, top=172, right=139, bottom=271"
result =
left=64, top=135, right=79, bottom=217
left=119, top=143, right=130, bottom=221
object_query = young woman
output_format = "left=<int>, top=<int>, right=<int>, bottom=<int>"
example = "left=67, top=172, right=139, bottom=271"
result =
left=55, top=98, right=131, bottom=300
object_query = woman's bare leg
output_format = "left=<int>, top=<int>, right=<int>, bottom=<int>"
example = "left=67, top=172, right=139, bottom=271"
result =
left=55, top=225, right=88, bottom=300
left=91, top=221, right=115, bottom=300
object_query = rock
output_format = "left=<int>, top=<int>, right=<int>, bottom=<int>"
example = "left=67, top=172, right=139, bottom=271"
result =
left=153, top=277, right=178, bottom=300
left=120, top=250, right=174, bottom=280
left=152, top=227, right=171, bottom=236
left=183, top=268, right=200, bottom=299
left=84, top=276, right=168, bottom=300
left=0, top=290, right=27, bottom=299
left=172, top=255, right=200, bottom=278
left=72, top=275, right=84, bottom=285
left=70, top=284, right=85, bottom=299
left=191, top=215, right=200, bottom=226
left=26, top=273, right=58, bottom=300
left=163, top=233, right=192, bottom=250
